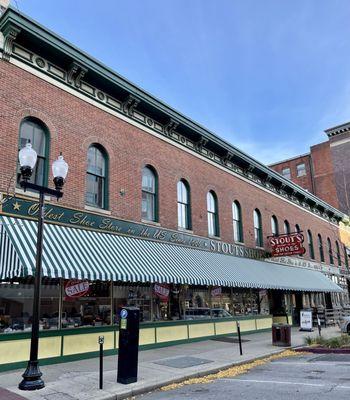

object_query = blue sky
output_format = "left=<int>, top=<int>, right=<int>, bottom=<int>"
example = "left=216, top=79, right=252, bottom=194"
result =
left=14, top=0, right=350, bottom=164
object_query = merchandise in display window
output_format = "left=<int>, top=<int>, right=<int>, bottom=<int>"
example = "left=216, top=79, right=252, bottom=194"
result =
left=62, top=280, right=111, bottom=328
left=231, top=289, right=260, bottom=315
left=0, top=279, right=60, bottom=333
left=114, top=284, right=152, bottom=323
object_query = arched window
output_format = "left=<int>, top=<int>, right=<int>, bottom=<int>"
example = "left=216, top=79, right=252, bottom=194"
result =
left=336, top=241, right=341, bottom=267
left=307, top=230, right=315, bottom=259
left=271, top=215, right=279, bottom=236
left=254, top=209, right=263, bottom=247
left=207, top=191, right=219, bottom=237
left=284, top=220, right=290, bottom=234
left=232, top=201, right=243, bottom=242
left=177, top=180, right=191, bottom=229
left=17, top=117, right=49, bottom=186
left=295, top=224, right=303, bottom=256
left=344, top=245, right=349, bottom=269
left=142, top=166, right=158, bottom=222
left=86, top=144, right=108, bottom=209
left=327, top=238, right=334, bottom=265
left=318, top=234, right=325, bottom=262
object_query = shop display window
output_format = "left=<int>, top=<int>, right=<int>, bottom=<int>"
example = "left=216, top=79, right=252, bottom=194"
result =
left=62, top=280, right=111, bottom=328
left=0, top=278, right=60, bottom=333
left=114, top=284, right=152, bottom=323
left=232, top=289, right=260, bottom=315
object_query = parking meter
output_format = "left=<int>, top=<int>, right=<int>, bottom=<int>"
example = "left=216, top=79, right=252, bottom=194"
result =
left=117, top=307, right=140, bottom=384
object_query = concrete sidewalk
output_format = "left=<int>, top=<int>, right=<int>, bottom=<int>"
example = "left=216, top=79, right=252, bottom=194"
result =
left=0, top=326, right=340, bottom=400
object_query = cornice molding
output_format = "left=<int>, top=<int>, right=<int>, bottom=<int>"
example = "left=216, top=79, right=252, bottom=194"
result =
left=325, top=122, right=350, bottom=138
left=1, top=21, right=20, bottom=61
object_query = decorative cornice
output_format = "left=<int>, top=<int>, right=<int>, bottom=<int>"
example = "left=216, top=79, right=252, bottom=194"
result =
left=0, top=7, right=346, bottom=224
left=325, top=122, right=350, bottom=138
left=164, top=119, right=179, bottom=137
left=122, top=94, right=140, bottom=117
left=1, top=22, right=20, bottom=61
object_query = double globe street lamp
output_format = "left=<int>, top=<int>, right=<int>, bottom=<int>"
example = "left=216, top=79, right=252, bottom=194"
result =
left=18, top=142, right=68, bottom=391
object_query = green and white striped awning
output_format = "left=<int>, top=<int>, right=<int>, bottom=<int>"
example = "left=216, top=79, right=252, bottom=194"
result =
left=0, top=216, right=342, bottom=292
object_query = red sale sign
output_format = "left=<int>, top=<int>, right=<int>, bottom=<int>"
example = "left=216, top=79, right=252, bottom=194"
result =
left=269, top=233, right=306, bottom=257
left=153, top=283, right=170, bottom=302
left=64, top=280, right=90, bottom=299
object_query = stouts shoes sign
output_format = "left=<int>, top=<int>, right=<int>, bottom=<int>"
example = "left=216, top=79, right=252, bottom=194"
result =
left=269, top=232, right=306, bottom=257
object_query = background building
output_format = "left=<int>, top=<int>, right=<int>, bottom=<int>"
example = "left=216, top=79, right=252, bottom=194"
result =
left=270, top=122, right=350, bottom=216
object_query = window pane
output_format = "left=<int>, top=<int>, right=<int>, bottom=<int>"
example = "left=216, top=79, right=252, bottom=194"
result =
left=233, top=202, right=242, bottom=242
left=282, top=168, right=291, bottom=179
left=297, top=163, right=306, bottom=177
left=18, top=120, right=47, bottom=186
left=62, top=281, right=111, bottom=328
left=207, top=192, right=215, bottom=212
left=87, top=146, right=105, bottom=176
left=142, top=168, right=155, bottom=193
left=284, top=220, right=290, bottom=234
left=177, top=181, right=190, bottom=229
left=271, top=217, right=278, bottom=235
left=177, top=181, right=188, bottom=203
left=142, top=191, right=155, bottom=221
left=86, top=173, right=104, bottom=208
left=208, top=213, right=215, bottom=236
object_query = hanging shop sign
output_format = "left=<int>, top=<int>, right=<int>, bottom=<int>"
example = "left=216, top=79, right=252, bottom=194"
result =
left=153, top=283, right=170, bottom=302
left=211, top=286, right=222, bottom=297
left=269, top=232, right=305, bottom=257
left=1, top=195, right=267, bottom=260
left=64, top=280, right=90, bottom=299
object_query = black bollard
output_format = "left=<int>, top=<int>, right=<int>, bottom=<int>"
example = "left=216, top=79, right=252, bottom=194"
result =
left=98, top=335, right=104, bottom=390
left=237, top=321, right=243, bottom=356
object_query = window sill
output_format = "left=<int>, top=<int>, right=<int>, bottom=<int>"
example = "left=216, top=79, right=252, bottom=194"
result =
left=255, top=246, right=265, bottom=250
left=15, top=187, right=51, bottom=201
left=141, top=219, right=161, bottom=227
left=84, top=205, right=111, bottom=215
left=235, top=241, right=245, bottom=246
left=209, top=235, right=221, bottom=240
left=178, top=227, right=193, bottom=234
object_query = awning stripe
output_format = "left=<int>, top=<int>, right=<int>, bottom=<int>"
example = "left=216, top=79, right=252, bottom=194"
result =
left=0, top=216, right=342, bottom=292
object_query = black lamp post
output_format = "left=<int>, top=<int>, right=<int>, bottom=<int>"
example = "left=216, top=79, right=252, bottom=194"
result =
left=18, top=142, right=68, bottom=391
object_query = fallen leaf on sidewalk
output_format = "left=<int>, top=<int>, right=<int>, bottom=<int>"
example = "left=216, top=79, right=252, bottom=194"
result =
left=161, top=350, right=305, bottom=391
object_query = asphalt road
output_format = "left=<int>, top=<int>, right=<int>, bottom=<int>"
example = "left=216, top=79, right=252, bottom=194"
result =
left=139, top=353, right=350, bottom=400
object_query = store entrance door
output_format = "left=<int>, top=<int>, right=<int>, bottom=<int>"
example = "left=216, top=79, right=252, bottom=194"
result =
left=293, top=292, right=303, bottom=325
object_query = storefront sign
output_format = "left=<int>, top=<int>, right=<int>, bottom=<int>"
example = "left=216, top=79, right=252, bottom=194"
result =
left=269, top=233, right=305, bottom=257
left=153, top=283, right=170, bottom=302
left=211, top=286, right=222, bottom=297
left=300, top=310, right=313, bottom=331
left=64, top=280, right=90, bottom=299
left=266, top=256, right=341, bottom=275
left=1, top=195, right=266, bottom=260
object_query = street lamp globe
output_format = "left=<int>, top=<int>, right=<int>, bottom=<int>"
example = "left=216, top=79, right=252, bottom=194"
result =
left=18, top=142, right=37, bottom=181
left=52, top=153, right=69, bottom=191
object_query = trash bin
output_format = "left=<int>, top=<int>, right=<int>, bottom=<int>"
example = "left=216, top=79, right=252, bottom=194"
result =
left=272, top=323, right=291, bottom=347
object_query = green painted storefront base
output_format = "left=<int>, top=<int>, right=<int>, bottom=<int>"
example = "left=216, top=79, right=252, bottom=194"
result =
left=0, top=315, right=273, bottom=372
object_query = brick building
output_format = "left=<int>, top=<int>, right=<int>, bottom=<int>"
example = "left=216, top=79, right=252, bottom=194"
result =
left=0, top=6, right=349, bottom=370
left=269, top=122, right=350, bottom=216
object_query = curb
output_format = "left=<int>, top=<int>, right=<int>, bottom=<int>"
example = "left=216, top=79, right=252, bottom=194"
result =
left=112, top=347, right=290, bottom=400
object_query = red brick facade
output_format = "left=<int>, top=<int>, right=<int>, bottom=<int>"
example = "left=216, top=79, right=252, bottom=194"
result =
left=270, top=128, right=350, bottom=215
left=0, top=60, right=345, bottom=266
